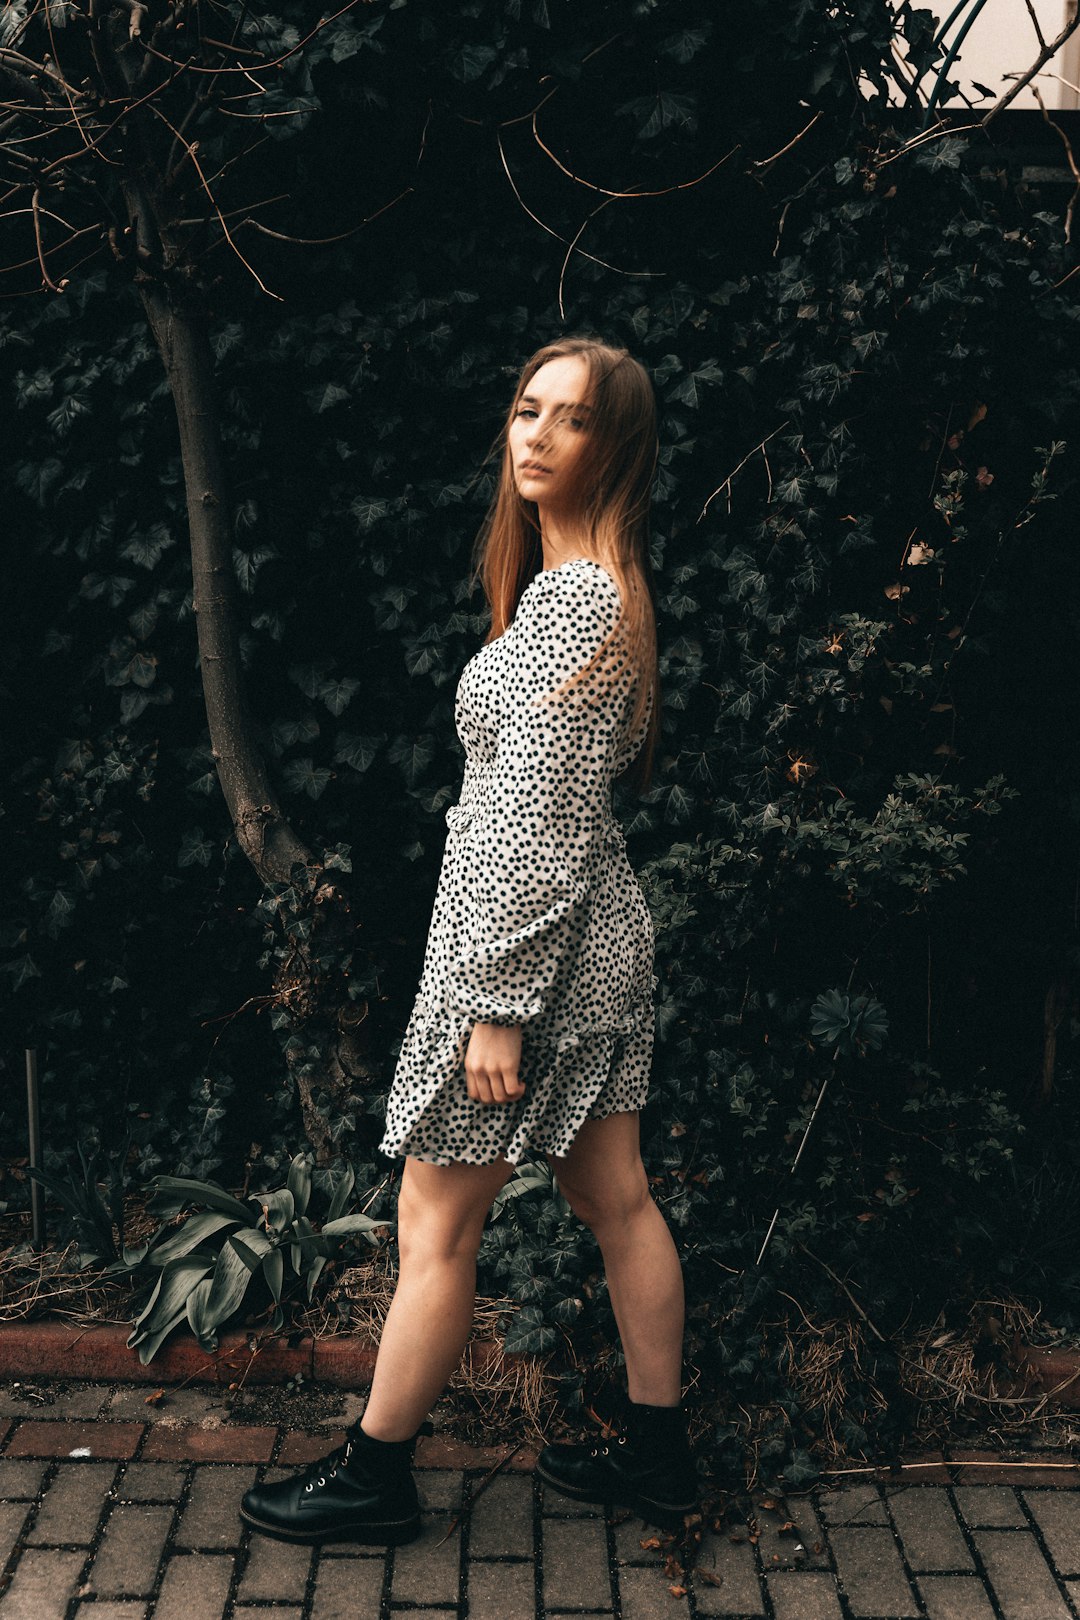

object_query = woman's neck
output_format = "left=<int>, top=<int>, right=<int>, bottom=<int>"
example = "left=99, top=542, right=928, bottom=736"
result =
left=539, top=508, right=593, bottom=570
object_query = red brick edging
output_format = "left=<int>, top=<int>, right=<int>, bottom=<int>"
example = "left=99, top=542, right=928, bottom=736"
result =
left=0, top=1319, right=513, bottom=1388
left=2, top=1320, right=1079, bottom=1418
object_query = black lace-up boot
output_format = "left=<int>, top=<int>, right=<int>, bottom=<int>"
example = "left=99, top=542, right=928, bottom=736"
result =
left=535, top=1399, right=698, bottom=1529
left=239, top=1419, right=433, bottom=1546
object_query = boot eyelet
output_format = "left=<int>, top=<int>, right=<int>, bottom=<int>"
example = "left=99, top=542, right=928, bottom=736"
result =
left=304, top=1483, right=313, bottom=1493
left=617, top=1435, right=628, bottom=1446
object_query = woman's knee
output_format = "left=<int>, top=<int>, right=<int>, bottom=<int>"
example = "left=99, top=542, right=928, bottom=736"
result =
left=396, top=1157, right=510, bottom=1266
left=556, top=1159, right=653, bottom=1236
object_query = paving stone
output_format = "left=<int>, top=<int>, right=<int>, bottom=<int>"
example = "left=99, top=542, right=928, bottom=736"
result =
left=816, top=1483, right=888, bottom=1526
left=417, top=1468, right=464, bottom=1514
left=613, top=1512, right=666, bottom=1565
left=949, top=1456, right=1073, bottom=1487
left=235, top=1531, right=312, bottom=1602
left=767, top=1570, right=846, bottom=1620
left=692, top=1535, right=765, bottom=1616
left=1022, top=1489, right=1080, bottom=1574
left=884, top=1485, right=973, bottom=1571
left=87, top=1503, right=172, bottom=1597
left=115, top=1462, right=186, bottom=1502
left=467, top=1558, right=535, bottom=1620
left=953, top=1486, right=1026, bottom=1528
left=468, top=1473, right=533, bottom=1558
left=153, top=1551, right=235, bottom=1620
left=5, top=1422, right=142, bottom=1460
left=0, top=1502, right=32, bottom=1568
left=26, top=1462, right=116, bottom=1544
left=973, top=1530, right=1073, bottom=1618
left=828, top=1527, right=919, bottom=1616
left=0, top=1548, right=85, bottom=1618
left=0, top=1385, right=109, bottom=1420
left=223, top=1610, right=301, bottom=1619
left=276, top=1430, right=346, bottom=1466
left=390, top=1518, right=462, bottom=1607
left=542, top=1512, right=611, bottom=1610
left=106, top=1388, right=229, bottom=1425
left=620, top=1561, right=687, bottom=1618
left=319, top=1541, right=389, bottom=1560
left=0, top=1461, right=46, bottom=1499
left=174, top=1465, right=257, bottom=1549
left=539, top=1482, right=604, bottom=1517
left=915, top=1575, right=998, bottom=1619
left=308, top=1553, right=387, bottom=1617
left=756, top=1499, right=830, bottom=1571
left=72, top=1605, right=148, bottom=1619
left=141, top=1424, right=276, bottom=1463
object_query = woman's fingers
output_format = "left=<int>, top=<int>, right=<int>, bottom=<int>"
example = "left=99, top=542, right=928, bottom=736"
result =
left=466, top=1068, right=527, bottom=1106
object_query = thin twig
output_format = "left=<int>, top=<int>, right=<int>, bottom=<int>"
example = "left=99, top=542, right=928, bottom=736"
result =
left=819, top=1464, right=1080, bottom=1477
left=496, top=129, right=660, bottom=280
left=240, top=184, right=414, bottom=245
left=30, top=186, right=60, bottom=290
left=1032, top=83, right=1079, bottom=244
left=533, top=111, right=738, bottom=198
left=750, top=112, right=823, bottom=175
left=557, top=196, right=615, bottom=320
left=1022, top=0, right=1047, bottom=51
left=137, top=0, right=367, bottom=79
left=433, top=1441, right=526, bottom=1548
left=698, top=422, right=792, bottom=522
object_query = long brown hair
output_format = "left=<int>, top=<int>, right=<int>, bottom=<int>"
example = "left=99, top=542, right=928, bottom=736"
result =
left=470, top=335, right=661, bottom=795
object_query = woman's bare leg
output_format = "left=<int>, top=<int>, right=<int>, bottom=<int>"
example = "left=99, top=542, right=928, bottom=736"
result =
left=546, top=1112, right=684, bottom=1405
left=360, top=1154, right=514, bottom=1442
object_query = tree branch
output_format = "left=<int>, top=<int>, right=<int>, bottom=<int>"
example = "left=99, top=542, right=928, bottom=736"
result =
left=147, top=101, right=282, bottom=299
left=982, top=9, right=1080, bottom=125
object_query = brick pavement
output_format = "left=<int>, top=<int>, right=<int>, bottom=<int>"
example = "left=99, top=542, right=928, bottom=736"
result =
left=3, top=1383, right=1080, bottom=1616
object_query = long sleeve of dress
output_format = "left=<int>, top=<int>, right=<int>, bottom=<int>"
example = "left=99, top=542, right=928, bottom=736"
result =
left=444, top=564, right=637, bottom=1028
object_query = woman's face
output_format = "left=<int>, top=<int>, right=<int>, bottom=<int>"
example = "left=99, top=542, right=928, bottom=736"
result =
left=508, top=355, right=593, bottom=514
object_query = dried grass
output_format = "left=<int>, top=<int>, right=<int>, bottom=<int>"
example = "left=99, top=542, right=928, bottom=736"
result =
left=0, top=1199, right=163, bottom=1326
left=0, top=1241, right=131, bottom=1326
left=299, top=1252, right=563, bottom=1448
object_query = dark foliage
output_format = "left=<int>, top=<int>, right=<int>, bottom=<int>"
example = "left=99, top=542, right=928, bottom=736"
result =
left=3, top=0, right=1080, bottom=1484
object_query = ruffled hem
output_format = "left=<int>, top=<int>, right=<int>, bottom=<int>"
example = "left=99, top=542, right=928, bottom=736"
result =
left=378, top=980, right=657, bottom=1167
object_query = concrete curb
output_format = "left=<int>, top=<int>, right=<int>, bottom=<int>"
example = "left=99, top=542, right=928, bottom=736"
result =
left=0, top=1320, right=516, bottom=1387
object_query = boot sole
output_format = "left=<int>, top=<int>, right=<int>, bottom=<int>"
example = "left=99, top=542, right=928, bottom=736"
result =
left=238, top=1504, right=422, bottom=1547
left=533, top=1460, right=698, bottom=1532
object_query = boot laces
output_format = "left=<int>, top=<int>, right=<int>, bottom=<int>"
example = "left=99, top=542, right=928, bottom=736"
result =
left=302, top=1437, right=352, bottom=1493
left=588, top=1432, right=628, bottom=1460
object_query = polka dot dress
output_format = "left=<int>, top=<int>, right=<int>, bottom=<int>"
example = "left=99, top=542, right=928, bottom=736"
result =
left=379, top=558, right=659, bottom=1167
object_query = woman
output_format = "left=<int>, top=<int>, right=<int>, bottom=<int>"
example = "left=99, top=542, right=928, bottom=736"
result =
left=239, top=336, right=698, bottom=1547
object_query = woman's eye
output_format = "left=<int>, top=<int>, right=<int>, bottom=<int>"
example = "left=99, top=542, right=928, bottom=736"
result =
left=516, top=408, right=537, bottom=419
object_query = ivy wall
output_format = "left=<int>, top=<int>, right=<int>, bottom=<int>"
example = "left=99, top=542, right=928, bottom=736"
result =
left=3, top=0, right=1080, bottom=1477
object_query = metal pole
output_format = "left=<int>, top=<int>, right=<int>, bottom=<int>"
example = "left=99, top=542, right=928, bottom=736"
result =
left=25, top=1048, right=44, bottom=1251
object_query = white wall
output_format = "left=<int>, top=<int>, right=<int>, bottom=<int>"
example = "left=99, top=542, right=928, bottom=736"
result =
left=875, top=0, right=1080, bottom=109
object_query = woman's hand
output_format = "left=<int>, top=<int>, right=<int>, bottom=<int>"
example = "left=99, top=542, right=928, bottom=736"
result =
left=465, top=1021, right=526, bottom=1105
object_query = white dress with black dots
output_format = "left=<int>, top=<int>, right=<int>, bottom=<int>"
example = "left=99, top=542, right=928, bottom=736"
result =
left=378, top=557, right=659, bottom=1168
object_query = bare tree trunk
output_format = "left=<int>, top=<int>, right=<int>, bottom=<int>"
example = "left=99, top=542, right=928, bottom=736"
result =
left=136, top=284, right=373, bottom=1162
left=139, top=287, right=312, bottom=885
